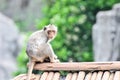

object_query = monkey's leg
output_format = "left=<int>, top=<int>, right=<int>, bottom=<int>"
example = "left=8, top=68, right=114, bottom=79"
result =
left=27, top=61, right=35, bottom=80
left=38, top=56, right=46, bottom=62
left=49, top=51, right=59, bottom=62
left=45, top=44, right=59, bottom=63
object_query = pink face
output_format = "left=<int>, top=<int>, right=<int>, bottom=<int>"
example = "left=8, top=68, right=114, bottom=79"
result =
left=44, top=24, right=57, bottom=40
left=47, top=30, right=56, bottom=39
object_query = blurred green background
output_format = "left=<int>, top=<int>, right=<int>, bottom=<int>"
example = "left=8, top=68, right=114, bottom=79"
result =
left=15, top=0, right=120, bottom=75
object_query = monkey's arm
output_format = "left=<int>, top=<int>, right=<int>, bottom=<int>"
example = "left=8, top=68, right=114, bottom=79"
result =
left=45, top=44, right=59, bottom=62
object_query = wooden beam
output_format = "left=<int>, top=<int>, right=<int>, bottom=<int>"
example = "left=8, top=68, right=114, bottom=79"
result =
left=34, top=62, right=120, bottom=71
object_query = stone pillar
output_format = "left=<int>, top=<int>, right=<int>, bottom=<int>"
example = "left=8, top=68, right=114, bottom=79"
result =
left=92, top=3, right=120, bottom=61
left=0, top=0, right=44, bottom=31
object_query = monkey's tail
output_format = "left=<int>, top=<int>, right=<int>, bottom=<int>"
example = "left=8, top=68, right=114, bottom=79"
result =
left=27, top=61, right=35, bottom=80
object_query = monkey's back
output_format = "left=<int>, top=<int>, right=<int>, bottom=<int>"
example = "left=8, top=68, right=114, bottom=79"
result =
left=26, top=30, right=48, bottom=58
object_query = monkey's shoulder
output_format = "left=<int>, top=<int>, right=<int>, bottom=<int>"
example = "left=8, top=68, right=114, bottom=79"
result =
left=29, top=30, right=45, bottom=39
left=27, top=30, right=47, bottom=44
left=31, top=30, right=43, bottom=36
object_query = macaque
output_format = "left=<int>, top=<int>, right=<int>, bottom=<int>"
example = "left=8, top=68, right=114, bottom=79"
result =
left=26, top=24, right=59, bottom=80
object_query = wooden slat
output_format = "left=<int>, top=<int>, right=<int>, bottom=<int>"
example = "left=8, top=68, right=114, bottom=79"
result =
left=46, top=72, right=54, bottom=80
left=113, top=71, right=120, bottom=80
left=102, top=71, right=110, bottom=80
left=12, top=74, right=27, bottom=80
left=71, top=73, right=78, bottom=80
left=84, top=72, right=92, bottom=80
left=20, top=75, right=27, bottom=80
left=65, top=73, right=72, bottom=80
left=108, top=73, right=114, bottom=80
left=40, top=72, right=48, bottom=80
left=96, top=71, right=103, bottom=80
left=77, top=71, right=85, bottom=80
left=13, top=74, right=39, bottom=80
left=33, top=74, right=41, bottom=80
left=53, top=72, right=60, bottom=80
left=12, top=74, right=41, bottom=80
left=34, top=62, right=120, bottom=71
left=91, top=72, right=97, bottom=80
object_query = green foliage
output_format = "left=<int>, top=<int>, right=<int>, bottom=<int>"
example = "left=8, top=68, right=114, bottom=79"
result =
left=36, top=0, right=120, bottom=62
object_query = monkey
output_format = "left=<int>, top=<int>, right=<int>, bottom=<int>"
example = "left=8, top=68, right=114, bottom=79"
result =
left=26, top=24, right=59, bottom=80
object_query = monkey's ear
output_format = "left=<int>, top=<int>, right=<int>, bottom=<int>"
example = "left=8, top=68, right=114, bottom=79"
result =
left=44, top=27, right=47, bottom=31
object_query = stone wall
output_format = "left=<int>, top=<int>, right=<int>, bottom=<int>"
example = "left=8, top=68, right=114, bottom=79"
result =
left=92, top=3, right=120, bottom=61
left=0, top=13, right=21, bottom=80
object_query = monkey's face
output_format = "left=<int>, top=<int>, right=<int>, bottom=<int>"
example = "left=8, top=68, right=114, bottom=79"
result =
left=47, top=30, right=56, bottom=39
left=44, top=24, right=57, bottom=40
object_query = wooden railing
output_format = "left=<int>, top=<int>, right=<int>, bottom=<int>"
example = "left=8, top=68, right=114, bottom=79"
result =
left=34, top=62, right=120, bottom=71
left=13, top=62, right=120, bottom=80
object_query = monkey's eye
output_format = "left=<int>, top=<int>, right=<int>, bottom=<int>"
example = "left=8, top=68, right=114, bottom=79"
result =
left=52, top=30, right=55, bottom=33
left=48, top=30, right=55, bottom=34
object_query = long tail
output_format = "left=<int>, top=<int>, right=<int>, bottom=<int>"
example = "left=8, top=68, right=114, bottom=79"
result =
left=27, top=61, right=35, bottom=80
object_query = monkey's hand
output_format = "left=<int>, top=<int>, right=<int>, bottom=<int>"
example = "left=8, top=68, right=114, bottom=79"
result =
left=50, top=58, right=60, bottom=63
left=54, top=55, right=58, bottom=59
left=53, top=58, right=60, bottom=63
left=54, top=55, right=60, bottom=62
left=56, top=59, right=60, bottom=62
